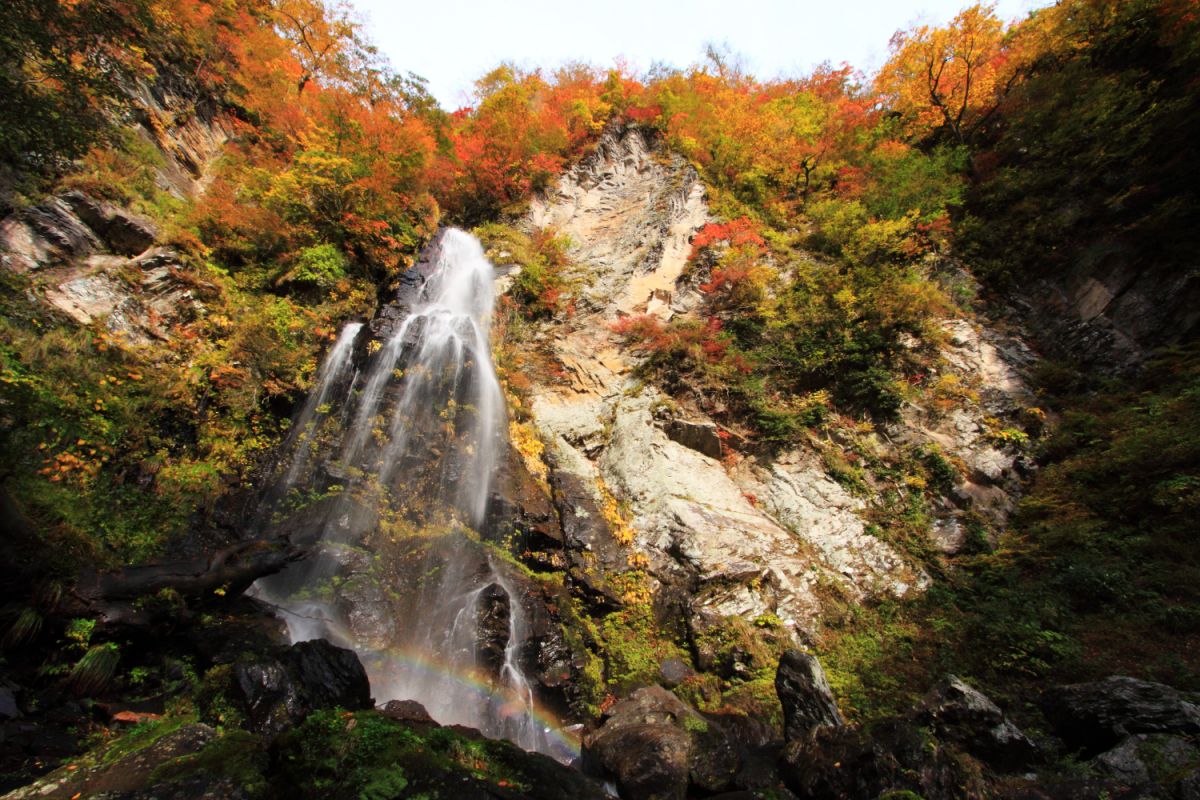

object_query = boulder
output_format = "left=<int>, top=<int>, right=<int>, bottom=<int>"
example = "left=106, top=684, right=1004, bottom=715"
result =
left=104, top=209, right=157, bottom=255
left=584, top=687, right=697, bottom=799
left=659, top=657, right=697, bottom=689
left=590, top=721, right=691, bottom=800
left=1, top=723, right=221, bottom=800
left=231, top=638, right=371, bottom=737
left=379, top=699, right=435, bottom=724
left=22, top=198, right=101, bottom=262
left=583, top=686, right=745, bottom=799
left=1090, top=733, right=1199, bottom=787
left=1042, top=676, right=1200, bottom=755
left=61, top=190, right=157, bottom=256
left=779, top=718, right=986, bottom=800
left=919, top=674, right=1038, bottom=771
left=775, top=650, right=843, bottom=741
left=61, top=190, right=113, bottom=235
left=663, top=418, right=723, bottom=460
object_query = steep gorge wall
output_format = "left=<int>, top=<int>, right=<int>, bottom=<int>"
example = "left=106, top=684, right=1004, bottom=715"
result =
left=0, top=77, right=232, bottom=346
left=1012, top=254, right=1199, bottom=372
left=503, top=127, right=1040, bottom=645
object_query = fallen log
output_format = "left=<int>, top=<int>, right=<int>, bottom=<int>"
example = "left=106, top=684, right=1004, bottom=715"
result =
left=65, top=539, right=305, bottom=627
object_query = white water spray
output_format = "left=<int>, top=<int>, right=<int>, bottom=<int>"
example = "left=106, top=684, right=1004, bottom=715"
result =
left=254, top=229, right=572, bottom=761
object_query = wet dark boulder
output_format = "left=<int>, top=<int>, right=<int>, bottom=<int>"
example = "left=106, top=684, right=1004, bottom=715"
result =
left=779, top=718, right=987, bottom=800
left=475, top=582, right=512, bottom=675
left=919, top=674, right=1039, bottom=771
left=584, top=687, right=702, bottom=799
left=231, top=639, right=371, bottom=737
left=379, top=699, right=434, bottom=724
left=589, top=719, right=692, bottom=800
left=1042, top=676, right=1200, bottom=756
left=583, top=686, right=753, bottom=799
left=775, top=649, right=844, bottom=741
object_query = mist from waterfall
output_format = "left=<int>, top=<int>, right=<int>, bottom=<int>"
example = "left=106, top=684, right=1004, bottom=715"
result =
left=254, top=229, right=570, bottom=761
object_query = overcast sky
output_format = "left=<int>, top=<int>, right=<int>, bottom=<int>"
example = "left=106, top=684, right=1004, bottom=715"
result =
left=347, top=0, right=1054, bottom=110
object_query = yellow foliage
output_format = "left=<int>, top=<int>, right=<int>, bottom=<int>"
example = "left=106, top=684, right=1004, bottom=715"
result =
left=508, top=419, right=548, bottom=487
left=596, top=478, right=636, bottom=547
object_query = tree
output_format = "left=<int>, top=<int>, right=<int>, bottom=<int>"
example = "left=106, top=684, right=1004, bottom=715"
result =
left=876, top=4, right=1010, bottom=144
left=270, top=0, right=355, bottom=94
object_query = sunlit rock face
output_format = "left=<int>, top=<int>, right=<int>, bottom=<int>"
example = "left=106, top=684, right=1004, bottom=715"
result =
left=515, top=125, right=1035, bottom=640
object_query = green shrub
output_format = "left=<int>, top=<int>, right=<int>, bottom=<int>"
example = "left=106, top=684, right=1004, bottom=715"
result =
left=286, top=243, right=349, bottom=290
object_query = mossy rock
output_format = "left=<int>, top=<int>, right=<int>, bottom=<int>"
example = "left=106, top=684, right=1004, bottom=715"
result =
left=272, top=709, right=607, bottom=800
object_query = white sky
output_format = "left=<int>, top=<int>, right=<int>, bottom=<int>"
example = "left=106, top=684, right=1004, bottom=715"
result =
left=348, top=0, right=1054, bottom=110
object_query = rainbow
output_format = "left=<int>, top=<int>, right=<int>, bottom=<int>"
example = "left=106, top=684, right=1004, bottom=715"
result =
left=270, top=602, right=582, bottom=763
left=359, top=644, right=582, bottom=762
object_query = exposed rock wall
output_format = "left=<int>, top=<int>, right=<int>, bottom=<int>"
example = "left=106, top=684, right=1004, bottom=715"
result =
left=1012, top=255, right=1199, bottom=372
left=0, top=77, right=232, bottom=343
left=515, top=126, right=1039, bottom=642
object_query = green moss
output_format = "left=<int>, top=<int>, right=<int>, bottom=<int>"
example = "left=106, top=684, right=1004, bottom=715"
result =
left=95, top=713, right=198, bottom=768
left=273, top=709, right=539, bottom=798
left=149, top=729, right=268, bottom=796
left=599, top=606, right=676, bottom=691
left=195, top=664, right=246, bottom=730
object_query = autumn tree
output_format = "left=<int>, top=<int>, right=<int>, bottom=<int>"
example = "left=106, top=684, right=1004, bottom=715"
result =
left=270, top=0, right=355, bottom=94
left=876, top=4, right=1011, bottom=144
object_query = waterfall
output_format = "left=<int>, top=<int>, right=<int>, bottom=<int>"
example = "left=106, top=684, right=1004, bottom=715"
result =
left=254, top=229, right=572, bottom=761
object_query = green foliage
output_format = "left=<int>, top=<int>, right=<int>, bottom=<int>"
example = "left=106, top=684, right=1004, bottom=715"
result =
left=67, top=642, right=120, bottom=696
left=476, top=222, right=573, bottom=318
left=862, top=140, right=967, bottom=224
left=0, top=0, right=154, bottom=181
left=285, top=243, right=349, bottom=290
left=195, top=664, right=247, bottom=730
left=818, top=346, right=1200, bottom=722
left=273, top=710, right=537, bottom=798
left=0, top=225, right=379, bottom=566
left=960, top=0, right=1200, bottom=287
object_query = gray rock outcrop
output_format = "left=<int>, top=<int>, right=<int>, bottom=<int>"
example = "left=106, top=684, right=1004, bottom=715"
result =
left=776, top=650, right=844, bottom=741
left=1042, top=675, right=1200, bottom=755
left=918, top=674, right=1038, bottom=771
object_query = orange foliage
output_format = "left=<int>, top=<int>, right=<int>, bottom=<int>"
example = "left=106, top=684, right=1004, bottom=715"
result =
left=875, top=4, right=1011, bottom=143
left=431, top=64, right=619, bottom=220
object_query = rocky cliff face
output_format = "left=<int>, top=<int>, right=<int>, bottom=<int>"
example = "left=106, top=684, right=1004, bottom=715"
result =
left=1013, top=253, right=1199, bottom=372
left=505, top=126, right=1039, bottom=645
left=0, top=78, right=231, bottom=343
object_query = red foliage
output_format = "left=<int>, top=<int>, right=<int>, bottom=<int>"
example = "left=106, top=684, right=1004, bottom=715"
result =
left=700, top=264, right=753, bottom=295
left=624, top=104, right=663, bottom=124
left=610, top=315, right=751, bottom=374
left=688, top=217, right=767, bottom=260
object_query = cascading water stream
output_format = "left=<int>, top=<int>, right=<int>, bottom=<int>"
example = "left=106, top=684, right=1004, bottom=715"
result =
left=253, top=229, right=572, bottom=761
